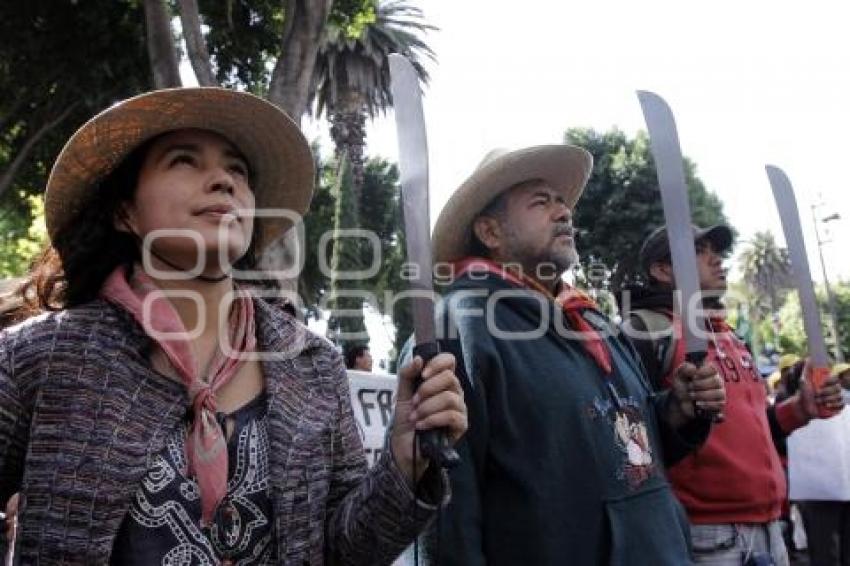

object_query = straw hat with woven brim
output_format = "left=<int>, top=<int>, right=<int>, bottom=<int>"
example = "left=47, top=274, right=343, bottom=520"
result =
left=45, top=87, right=314, bottom=250
left=767, top=370, right=781, bottom=389
left=432, top=145, right=593, bottom=265
left=833, top=362, right=850, bottom=378
left=779, top=353, right=801, bottom=372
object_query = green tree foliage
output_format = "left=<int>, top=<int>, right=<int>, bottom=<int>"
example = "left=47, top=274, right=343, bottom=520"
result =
left=325, top=157, right=368, bottom=346
left=2, top=0, right=415, bottom=299
left=301, top=146, right=338, bottom=315
left=311, top=0, right=435, bottom=188
left=328, top=0, right=378, bottom=36
left=0, top=193, right=46, bottom=277
left=738, top=231, right=792, bottom=316
left=0, top=0, right=379, bottom=199
left=361, top=160, right=409, bottom=360
left=778, top=282, right=850, bottom=361
left=778, top=292, right=806, bottom=354
left=565, top=128, right=728, bottom=292
left=735, top=231, right=792, bottom=354
left=168, top=0, right=427, bottom=296
left=828, top=283, right=850, bottom=361
left=196, top=0, right=285, bottom=92
left=301, top=154, right=407, bottom=352
left=192, top=0, right=376, bottom=91
left=190, top=0, right=378, bottom=99
left=0, top=0, right=152, bottom=239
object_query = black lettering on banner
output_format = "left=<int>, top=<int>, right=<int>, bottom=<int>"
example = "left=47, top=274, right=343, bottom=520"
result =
left=358, top=388, right=376, bottom=426
left=363, top=447, right=385, bottom=467
left=377, top=389, right=393, bottom=427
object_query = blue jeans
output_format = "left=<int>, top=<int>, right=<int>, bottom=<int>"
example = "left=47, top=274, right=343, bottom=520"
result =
left=690, top=522, right=789, bottom=565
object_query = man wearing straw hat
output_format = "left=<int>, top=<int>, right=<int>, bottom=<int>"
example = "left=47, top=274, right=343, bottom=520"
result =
left=774, top=354, right=802, bottom=400
left=768, top=354, right=800, bottom=399
left=428, top=146, right=726, bottom=565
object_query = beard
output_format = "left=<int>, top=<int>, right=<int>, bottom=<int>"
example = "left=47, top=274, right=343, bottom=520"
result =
left=501, top=222, right=578, bottom=280
left=537, top=245, right=579, bottom=277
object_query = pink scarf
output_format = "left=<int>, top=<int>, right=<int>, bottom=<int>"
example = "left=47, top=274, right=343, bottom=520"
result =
left=100, top=265, right=257, bottom=526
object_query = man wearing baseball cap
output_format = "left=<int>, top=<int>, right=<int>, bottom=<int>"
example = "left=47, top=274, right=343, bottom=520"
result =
left=428, top=147, right=726, bottom=565
left=621, top=224, right=844, bottom=565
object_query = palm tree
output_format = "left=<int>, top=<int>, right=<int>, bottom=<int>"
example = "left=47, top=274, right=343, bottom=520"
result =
left=310, top=1, right=433, bottom=345
left=739, top=231, right=792, bottom=318
left=310, top=0, right=435, bottom=192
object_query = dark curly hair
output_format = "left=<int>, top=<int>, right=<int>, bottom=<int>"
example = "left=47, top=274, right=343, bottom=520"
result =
left=10, top=136, right=270, bottom=323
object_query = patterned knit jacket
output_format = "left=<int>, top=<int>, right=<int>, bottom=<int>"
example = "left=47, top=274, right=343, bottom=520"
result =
left=0, top=297, right=440, bottom=565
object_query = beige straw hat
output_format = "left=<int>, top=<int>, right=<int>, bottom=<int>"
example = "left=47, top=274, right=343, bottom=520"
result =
left=44, top=87, right=314, bottom=250
left=432, top=145, right=593, bottom=264
left=832, top=362, right=850, bottom=378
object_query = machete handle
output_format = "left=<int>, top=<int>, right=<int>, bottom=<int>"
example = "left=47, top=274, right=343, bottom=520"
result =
left=685, top=351, right=725, bottom=423
left=811, top=366, right=842, bottom=418
left=412, top=342, right=460, bottom=469
left=685, top=350, right=707, bottom=367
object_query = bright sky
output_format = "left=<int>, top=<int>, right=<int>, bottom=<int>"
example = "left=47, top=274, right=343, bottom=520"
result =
left=304, top=0, right=850, bottom=285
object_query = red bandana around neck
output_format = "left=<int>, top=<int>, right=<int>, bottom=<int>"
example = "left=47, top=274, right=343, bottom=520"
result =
left=454, top=257, right=613, bottom=374
left=100, top=264, right=257, bottom=526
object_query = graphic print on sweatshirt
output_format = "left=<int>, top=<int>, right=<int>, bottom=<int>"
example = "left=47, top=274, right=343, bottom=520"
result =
left=587, top=395, right=656, bottom=490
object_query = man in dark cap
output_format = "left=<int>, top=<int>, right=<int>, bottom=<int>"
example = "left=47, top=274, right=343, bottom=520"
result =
left=621, top=224, right=844, bottom=565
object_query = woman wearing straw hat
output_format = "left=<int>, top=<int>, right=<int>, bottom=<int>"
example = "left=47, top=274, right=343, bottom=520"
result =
left=0, top=87, right=466, bottom=565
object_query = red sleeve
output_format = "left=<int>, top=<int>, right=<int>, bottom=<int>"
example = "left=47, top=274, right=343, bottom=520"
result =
left=774, top=396, right=810, bottom=434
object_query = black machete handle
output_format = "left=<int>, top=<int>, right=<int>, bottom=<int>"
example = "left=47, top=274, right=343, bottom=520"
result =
left=412, top=342, right=460, bottom=469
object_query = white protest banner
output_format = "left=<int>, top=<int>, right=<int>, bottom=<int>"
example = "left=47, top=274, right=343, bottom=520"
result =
left=347, top=369, right=398, bottom=467
left=789, top=409, right=850, bottom=500
left=346, top=369, right=419, bottom=566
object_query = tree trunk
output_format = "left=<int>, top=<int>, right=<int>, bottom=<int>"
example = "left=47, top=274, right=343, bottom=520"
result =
left=177, top=0, right=217, bottom=86
left=143, top=0, right=182, bottom=88
left=326, top=156, right=367, bottom=347
left=0, top=102, right=78, bottom=200
left=267, top=0, right=332, bottom=124
left=329, top=89, right=367, bottom=198
left=260, top=0, right=331, bottom=300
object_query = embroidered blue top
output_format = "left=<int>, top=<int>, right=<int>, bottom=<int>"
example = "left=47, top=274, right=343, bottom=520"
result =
left=111, top=393, right=275, bottom=565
